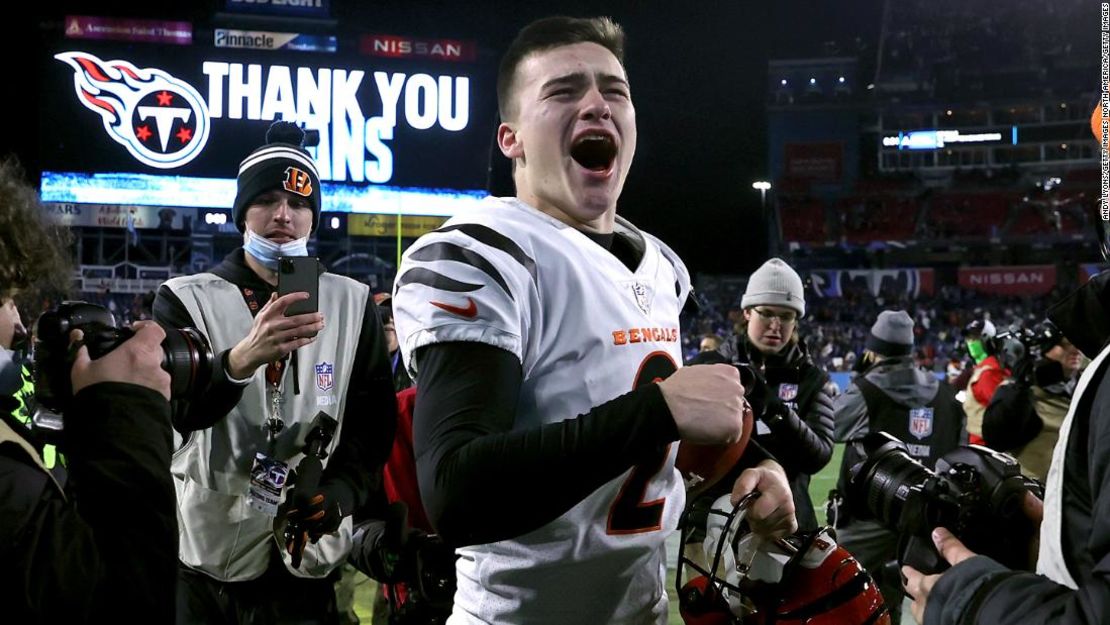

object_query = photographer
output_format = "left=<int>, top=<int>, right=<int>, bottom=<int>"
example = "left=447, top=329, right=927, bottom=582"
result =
left=961, top=319, right=1010, bottom=446
left=154, top=122, right=396, bottom=624
left=983, top=323, right=1086, bottom=481
left=0, top=157, right=177, bottom=622
left=832, top=310, right=967, bottom=624
left=902, top=264, right=1110, bottom=625
left=718, top=258, right=834, bottom=531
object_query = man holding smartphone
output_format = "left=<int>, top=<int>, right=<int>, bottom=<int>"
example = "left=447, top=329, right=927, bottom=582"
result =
left=154, top=121, right=397, bottom=624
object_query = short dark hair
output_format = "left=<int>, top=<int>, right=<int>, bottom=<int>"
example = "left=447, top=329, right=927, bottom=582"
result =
left=0, top=157, right=73, bottom=302
left=496, top=16, right=626, bottom=121
left=700, top=334, right=724, bottom=346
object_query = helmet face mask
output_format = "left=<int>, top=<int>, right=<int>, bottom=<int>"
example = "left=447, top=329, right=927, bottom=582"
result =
left=677, top=495, right=757, bottom=625
left=677, top=494, right=891, bottom=625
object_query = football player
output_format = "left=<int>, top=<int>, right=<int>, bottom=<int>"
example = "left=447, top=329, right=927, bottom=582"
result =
left=392, top=15, right=795, bottom=625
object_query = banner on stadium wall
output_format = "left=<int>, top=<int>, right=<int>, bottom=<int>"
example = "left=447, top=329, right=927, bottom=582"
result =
left=784, top=142, right=843, bottom=182
left=359, top=35, right=478, bottom=63
left=44, top=203, right=195, bottom=230
left=65, top=16, right=192, bottom=46
left=224, top=0, right=331, bottom=19
left=348, top=214, right=446, bottom=237
left=807, top=268, right=935, bottom=298
left=957, top=265, right=1056, bottom=296
left=214, top=29, right=337, bottom=53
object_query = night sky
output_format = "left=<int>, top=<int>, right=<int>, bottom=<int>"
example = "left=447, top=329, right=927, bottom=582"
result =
left=6, top=0, right=883, bottom=275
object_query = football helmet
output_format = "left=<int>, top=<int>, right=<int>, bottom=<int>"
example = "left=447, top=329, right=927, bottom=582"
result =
left=676, top=493, right=891, bottom=625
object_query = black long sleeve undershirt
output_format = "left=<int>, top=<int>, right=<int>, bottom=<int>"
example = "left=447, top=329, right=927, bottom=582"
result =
left=413, top=341, right=680, bottom=547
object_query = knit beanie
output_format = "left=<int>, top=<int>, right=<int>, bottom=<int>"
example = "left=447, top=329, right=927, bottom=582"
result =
left=741, top=258, right=806, bottom=318
left=233, top=121, right=321, bottom=233
left=866, top=310, right=915, bottom=357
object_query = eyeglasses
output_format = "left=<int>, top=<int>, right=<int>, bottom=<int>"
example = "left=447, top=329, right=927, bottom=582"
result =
left=752, top=307, right=797, bottom=324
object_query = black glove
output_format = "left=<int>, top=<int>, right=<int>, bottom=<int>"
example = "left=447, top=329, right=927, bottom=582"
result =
left=1010, top=357, right=1036, bottom=387
left=287, top=485, right=344, bottom=539
left=1033, top=359, right=1066, bottom=388
left=742, top=366, right=771, bottom=419
left=372, top=501, right=423, bottom=583
left=285, top=460, right=346, bottom=567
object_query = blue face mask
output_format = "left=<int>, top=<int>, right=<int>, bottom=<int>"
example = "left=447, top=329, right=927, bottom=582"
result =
left=243, top=228, right=309, bottom=271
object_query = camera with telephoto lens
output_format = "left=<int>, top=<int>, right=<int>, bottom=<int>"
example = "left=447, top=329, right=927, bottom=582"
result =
left=33, top=301, right=215, bottom=417
left=846, top=431, right=1041, bottom=574
left=994, top=320, right=1061, bottom=370
left=388, top=533, right=456, bottom=625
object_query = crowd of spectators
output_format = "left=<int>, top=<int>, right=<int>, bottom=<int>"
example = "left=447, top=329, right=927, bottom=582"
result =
left=878, top=0, right=1092, bottom=99
left=782, top=182, right=1098, bottom=245
left=682, top=280, right=1074, bottom=375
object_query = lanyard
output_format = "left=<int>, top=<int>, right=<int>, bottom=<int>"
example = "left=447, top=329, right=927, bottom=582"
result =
left=238, top=286, right=287, bottom=443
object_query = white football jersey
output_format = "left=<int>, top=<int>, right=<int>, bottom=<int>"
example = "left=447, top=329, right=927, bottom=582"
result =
left=393, top=197, right=692, bottom=625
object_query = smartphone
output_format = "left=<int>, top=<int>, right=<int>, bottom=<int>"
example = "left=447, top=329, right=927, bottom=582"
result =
left=277, top=256, right=320, bottom=316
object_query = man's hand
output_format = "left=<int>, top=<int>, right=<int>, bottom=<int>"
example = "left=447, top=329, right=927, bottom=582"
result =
left=228, top=292, right=324, bottom=378
left=730, top=459, right=796, bottom=538
left=285, top=482, right=344, bottom=567
left=658, top=364, right=746, bottom=444
left=71, top=321, right=172, bottom=400
left=902, top=528, right=977, bottom=624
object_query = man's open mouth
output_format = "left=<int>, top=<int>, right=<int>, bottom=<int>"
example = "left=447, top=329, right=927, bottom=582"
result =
left=570, top=133, right=617, bottom=172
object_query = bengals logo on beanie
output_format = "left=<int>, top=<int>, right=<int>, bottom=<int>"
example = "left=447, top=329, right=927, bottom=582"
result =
left=283, top=166, right=314, bottom=197
left=233, top=121, right=322, bottom=233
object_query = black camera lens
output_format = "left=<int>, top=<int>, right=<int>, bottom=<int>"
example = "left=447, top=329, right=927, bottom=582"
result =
left=856, top=448, right=932, bottom=526
left=847, top=432, right=934, bottom=525
left=161, top=327, right=215, bottom=402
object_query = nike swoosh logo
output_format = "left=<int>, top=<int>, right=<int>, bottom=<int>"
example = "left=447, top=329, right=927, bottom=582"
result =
left=430, top=297, right=479, bottom=318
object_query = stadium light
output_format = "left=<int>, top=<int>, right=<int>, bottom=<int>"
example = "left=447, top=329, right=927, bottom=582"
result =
left=752, top=181, right=771, bottom=215
left=838, top=76, right=845, bottom=83
left=809, top=77, right=816, bottom=85
left=780, top=79, right=787, bottom=86
left=330, top=216, right=340, bottom=230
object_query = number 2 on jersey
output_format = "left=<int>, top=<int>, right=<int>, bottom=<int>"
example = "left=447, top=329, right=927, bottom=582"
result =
left=606, top=351, right=678, bottom=535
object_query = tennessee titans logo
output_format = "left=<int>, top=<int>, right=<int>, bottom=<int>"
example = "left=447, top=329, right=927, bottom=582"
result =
left=315, top=362, right=334, bottom=392
left=55, top=51, right=211, bottom=169
left=909, top=407, right=934, bottom=440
